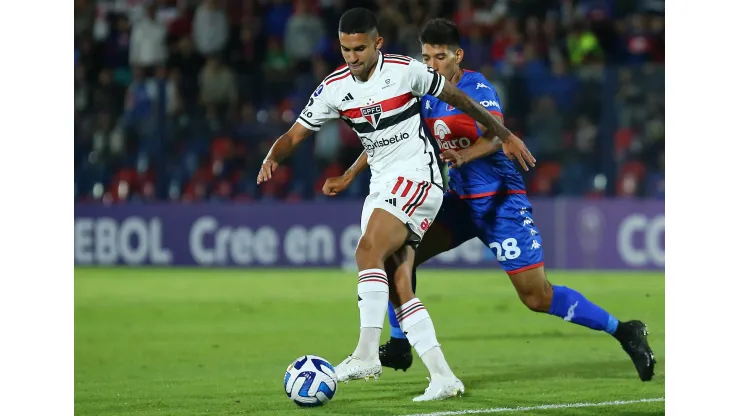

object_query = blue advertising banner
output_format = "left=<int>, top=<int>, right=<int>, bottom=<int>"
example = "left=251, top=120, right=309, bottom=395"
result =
left=74, top=199, right=664, bottom=270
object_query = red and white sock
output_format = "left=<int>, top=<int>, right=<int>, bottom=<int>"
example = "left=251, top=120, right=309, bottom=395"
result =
left=396, top=297, right=454, bottom=379
left=352, top=268, right=389, bottom=361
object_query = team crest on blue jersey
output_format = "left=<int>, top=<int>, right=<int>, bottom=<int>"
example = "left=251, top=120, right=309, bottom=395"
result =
left=446, top=104, right=455, bottom=111
left=361, top=104, right=383, bottom=128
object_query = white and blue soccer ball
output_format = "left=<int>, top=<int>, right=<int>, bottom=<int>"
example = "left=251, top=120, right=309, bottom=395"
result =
left=283, top=355, right=338, bottom=407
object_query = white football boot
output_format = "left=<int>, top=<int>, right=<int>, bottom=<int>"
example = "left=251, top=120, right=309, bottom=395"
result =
left=412, top=376, right=465, bottom=402
left=335, top=355, right=382, bottom=382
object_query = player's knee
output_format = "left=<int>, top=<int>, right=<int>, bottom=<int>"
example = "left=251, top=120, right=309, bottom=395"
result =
left=355, top=235, right=374, bottom=258
left=511, top=268, right=552, bottom=312
left=517, top=284, right=553, bottom=313
left=520, top=293, right=550, bottom=312
left=355, top=234, right=386, bottom=265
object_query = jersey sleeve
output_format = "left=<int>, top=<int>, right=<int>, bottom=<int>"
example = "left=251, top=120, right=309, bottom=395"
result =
left=295, top=83, right=339, bottom=131
left=407, top=59, right=445, bottom=98
left=467, top=77, right=503, bottom=117
left=421, top=96, right=434, bottom=119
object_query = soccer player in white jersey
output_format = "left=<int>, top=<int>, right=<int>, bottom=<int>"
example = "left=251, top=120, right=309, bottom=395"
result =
left=257, top=8, right=535, bottom=401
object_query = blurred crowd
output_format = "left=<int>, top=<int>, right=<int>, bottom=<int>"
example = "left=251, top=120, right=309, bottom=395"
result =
left=74, top=0, right=665, bottom=203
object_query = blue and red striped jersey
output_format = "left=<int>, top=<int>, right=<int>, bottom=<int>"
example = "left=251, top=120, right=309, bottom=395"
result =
left=422, top=70, right=526, bottom=199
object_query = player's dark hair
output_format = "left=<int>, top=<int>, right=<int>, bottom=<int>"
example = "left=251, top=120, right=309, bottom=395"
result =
left=338, top=8, right=378, bottom=35
left=419, top=18, right=461, bottom=49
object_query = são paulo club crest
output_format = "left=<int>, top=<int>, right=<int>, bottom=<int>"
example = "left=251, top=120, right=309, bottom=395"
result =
left=361, top=103, right=383, bottom=129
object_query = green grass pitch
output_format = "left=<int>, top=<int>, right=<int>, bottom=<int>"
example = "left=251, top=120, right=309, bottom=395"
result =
left=75, top=268, right=665, bottom=415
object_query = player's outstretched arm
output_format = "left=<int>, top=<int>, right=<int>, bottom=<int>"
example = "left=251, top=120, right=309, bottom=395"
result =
left=322, top=151, right=369, bottom=196
left=257, top=122, right=314, bottom=184
left=437, top=83, right=536, bottom=170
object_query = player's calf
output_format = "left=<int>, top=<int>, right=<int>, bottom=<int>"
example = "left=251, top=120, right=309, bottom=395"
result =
left=393, top=297, right=459, bottom=386
left=512, top=273, right=553, bottom=313
left=342, top=209, right=411, bottom=376
left=380, top=266, right=416, bottom=371
left=385, top=246, right=462, bottom=397
left=335, top=264, right=389, bottom=383
left=388, top=252, right=455, bottom=377
left=509, top=266, right=655, bottom=381
left=510, top=266, right=621, bottom=332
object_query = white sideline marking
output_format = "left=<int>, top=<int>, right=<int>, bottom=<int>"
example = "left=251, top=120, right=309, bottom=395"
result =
left=403, top=397, right=665, bottom=416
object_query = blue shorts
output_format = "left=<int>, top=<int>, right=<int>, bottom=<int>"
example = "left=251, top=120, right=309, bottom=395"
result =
left=433, top=191, right=544, bottom=274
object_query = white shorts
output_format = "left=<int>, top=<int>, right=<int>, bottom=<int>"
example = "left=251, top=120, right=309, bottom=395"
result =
left=360, top=175, right=444, bottom=245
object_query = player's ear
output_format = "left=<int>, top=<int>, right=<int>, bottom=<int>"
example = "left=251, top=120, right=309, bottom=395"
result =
left=455, top=47, right=464, bottom=65
left=375, top=36, right=384, bottom=51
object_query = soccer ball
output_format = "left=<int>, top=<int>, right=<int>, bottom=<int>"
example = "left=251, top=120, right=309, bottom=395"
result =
left=283, top=355, right=338, bottom=407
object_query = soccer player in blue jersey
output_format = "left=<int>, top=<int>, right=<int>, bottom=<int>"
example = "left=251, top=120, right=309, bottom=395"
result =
left=323, top=18, right=655, bottom=382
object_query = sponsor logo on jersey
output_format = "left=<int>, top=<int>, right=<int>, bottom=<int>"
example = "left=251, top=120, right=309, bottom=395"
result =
left=433, top=119, right=473, bottom=151
left=436, top=137, right=473, bottom=151
left=479, top=100, right=500, bottom=109
left=360, top=132, right=410, bottom=156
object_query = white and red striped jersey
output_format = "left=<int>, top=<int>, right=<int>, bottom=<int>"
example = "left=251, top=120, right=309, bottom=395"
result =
left=296, top=52, right=445, bottom=194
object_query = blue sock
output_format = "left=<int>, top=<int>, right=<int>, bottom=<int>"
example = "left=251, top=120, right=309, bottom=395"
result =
left=388, top=301, right=405, bottom=338
left=549, top=285, right=620, bottom=335
left=389, top=268, right=418, bottom=339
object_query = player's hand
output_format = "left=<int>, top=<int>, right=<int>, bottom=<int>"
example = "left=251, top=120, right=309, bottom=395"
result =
left=440, top=150, right=466, bottom=168
left=502, top=134, right=536, bottom=171
left=257, top=159, right=279, bottom=184
left=322, top=175, right=352, bottom=196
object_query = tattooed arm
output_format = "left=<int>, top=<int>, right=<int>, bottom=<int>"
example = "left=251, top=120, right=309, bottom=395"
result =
left=437, top=82, right=513, bottom=142
left=436, top=82, right=536, bottom=170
